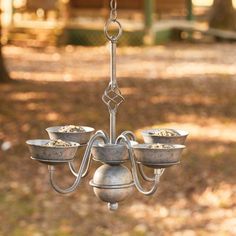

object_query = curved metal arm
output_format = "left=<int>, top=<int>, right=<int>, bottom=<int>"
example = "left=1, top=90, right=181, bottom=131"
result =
left=138, top=164, right=156, bottom=182
left=69, top=131, right=109, bottom=178
left=116, top=135, right=164, bottom=196
left=69, top=157, right=91, bottom=178
left=68, top=161, right=81, bottom=178
left=117, top=132, right=156, bottom=182
left=119, top=131, right=136, bottom=141
left=68, top=144, right=89, bottom=178
left=48, top=131, right=108, bottom=194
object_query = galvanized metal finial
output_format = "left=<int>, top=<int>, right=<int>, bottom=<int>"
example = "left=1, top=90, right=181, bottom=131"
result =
left=108, top=202, right=119, bottom=211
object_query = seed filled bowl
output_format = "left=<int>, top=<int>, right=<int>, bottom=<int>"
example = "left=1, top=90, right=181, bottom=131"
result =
left=142, top=128, right=188, bottom=145
left=46, top=125, right=95, bottom=145
left=92, top=143, right=129, bottom=164
left=26, top=139, right=79, bottom=165
left=133, top=143, right=185, bottom=168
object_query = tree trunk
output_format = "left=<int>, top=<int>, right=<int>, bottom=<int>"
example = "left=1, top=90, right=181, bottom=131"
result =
left=209, top=0, right=236, bottom=31
left=0, top=46, right=10, bottom=83
left=0, top=12, right=11, bottom=83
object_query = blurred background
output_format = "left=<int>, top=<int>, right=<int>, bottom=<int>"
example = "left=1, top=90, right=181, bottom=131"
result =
left=0, top=0, right=236, bottom=235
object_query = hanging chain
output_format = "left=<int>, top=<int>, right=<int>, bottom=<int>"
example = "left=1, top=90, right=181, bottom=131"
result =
left=104, top=0, right=123, bottom=42
left=102, top=0, right=124, bottom=143
left=110, top=0, right=117, bottom=21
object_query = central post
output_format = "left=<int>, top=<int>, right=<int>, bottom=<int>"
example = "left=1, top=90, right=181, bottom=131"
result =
left=110, top=41, right=117, bottom=144
left=102, top=0, right=124, bottom=144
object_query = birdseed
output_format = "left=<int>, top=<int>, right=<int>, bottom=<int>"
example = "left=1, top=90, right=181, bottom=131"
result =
left=45, top=139, right=73, bottom=147
left=58, top=125, right=86, bottom=133
left=148, top=144, right=174, bottom=149
left=148, top=129, right=180, bottom=137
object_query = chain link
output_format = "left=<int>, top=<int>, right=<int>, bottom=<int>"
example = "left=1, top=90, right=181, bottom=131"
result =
left=110, top=0, right=117, bottom=21
left=104, top=0, right=122, bottom=42
left=110, top=0, right=117, bottom=10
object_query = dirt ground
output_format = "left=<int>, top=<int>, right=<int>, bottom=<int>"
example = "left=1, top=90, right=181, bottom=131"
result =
left=0, top=43, right=236, bottom=236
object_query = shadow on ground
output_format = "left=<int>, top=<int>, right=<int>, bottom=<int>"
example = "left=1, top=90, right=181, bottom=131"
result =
left=0, top=44, right=236, bottom=235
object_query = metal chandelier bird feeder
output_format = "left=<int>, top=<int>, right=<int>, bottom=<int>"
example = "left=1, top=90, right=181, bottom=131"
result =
left=26, top=0, right=188, bottom=211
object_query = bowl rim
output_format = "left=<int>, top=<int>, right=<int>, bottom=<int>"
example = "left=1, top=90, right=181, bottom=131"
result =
left=141, top=128, right=189, bottom=138
left=136, top=161, right=181, bottom=168
left=92, top=143, right=127, bottom=149
left=46, top=125, right=95, bottom=134
left=132, top=143, right=186, bottom=150
left=31, top=156, right=74, bottom=163
left=26, top=139, right=80, bottom=148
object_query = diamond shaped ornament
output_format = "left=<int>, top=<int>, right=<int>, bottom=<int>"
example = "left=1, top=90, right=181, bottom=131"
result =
left=102, top=84, right=124, bottom=111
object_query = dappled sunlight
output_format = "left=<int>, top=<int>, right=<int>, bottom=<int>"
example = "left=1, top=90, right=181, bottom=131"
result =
left=126, top=181, right=236, bottom=235
left=10, top=71, right=75, bottom=82
left=1, top=44, right=236, bottom=235
left=120, top=87, right=138, bottom=96
left=4, top=44, right=236, bottom=82
left=117, top=44, right=236, bottom=80
left=136, top=121, right=236, bottom=142
left=194, top=183, right=235, bottom=208
left=45, top=112, right=60, bottom=122
left=193, top=0, right=213, bottom=6
left=193, top=0, right=236, bottom=8
left=150, top=94, right=216, bottom=106
left=164, top=62, right=236, bottom=79
left=9, top=92, right=48, bottom=101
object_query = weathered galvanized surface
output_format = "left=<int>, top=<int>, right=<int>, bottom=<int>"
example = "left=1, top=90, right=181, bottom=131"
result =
left=133, top=143, right=185, bottom=168
left=142, top=129, right=188, bottom=145
left=46, top=126, right=95, bottom=144
left=92, top=143, right=129, bottom=164
left=26, top=139, right=79, bottom=162
left=90, top=164, right=134, bottom=207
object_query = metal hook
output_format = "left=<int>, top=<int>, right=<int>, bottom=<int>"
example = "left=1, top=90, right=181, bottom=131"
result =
left=104, top=19, right=123, bottom=42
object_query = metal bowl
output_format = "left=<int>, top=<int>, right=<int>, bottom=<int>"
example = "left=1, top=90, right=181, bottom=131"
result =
left=92, top=143, right=128, bottom=164
left=46, top=126, right=95, bottom=145
left=30, top=157, right=72, bottom=166
left=142, top=128, right=188, bottom=145
left=26, top=139, right=79, bottom=165
left=132, top=143, right=185, bottom=169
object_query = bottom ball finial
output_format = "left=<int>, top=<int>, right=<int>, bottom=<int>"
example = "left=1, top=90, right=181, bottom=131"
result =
left=108, top=202, right=119, bottom=211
